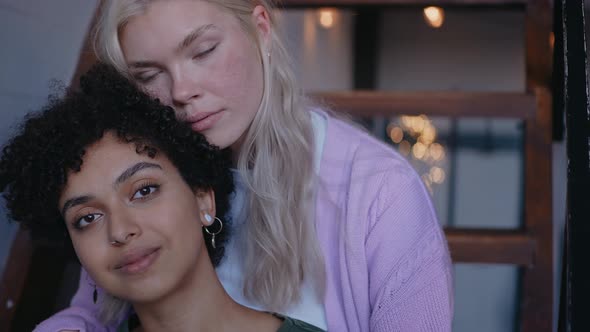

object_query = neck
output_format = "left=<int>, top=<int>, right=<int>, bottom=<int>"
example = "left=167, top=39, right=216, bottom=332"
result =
left=131, top=244, right=280, bottom=332
left=230, top=141, right=242, bottom=167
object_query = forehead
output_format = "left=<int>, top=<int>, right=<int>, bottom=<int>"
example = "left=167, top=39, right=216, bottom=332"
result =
left=64, top=133, right=165, bottom=187
left=121, top=1, right=235, bottom=53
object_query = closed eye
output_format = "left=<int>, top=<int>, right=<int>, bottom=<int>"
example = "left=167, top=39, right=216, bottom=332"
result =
left=193, top=44, right=218, bottom=60
left=133, top=70, right=161, bottom=84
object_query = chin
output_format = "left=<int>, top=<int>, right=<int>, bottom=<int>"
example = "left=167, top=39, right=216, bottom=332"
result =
left=108, top=279, right=170, bottom=304
left=118, top=288, right=165, bottom=304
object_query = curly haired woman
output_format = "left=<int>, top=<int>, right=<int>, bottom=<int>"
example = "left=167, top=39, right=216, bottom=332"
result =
left=0, top=64, right=324, bottom=332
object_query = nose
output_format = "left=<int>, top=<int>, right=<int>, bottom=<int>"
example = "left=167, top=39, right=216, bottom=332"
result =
left=171, top=71, right=201, bottom=108
left=108, top=208, right=141, bottom=246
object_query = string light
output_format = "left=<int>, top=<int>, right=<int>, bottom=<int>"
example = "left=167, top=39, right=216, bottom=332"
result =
left=430, top=166, right=446, bottom=184
left=388, top=114, right=447, bottom=192
left=389, top=125, right=404, bottom=143
left=429, top=143, right=446, bottom=161
left=423, top=6, right=445, bottom=28
left=419, top=124, right=436, bottom=145
left=399, top=140, right=411, bottom=156
left=413, top=142, right=428, bottom=160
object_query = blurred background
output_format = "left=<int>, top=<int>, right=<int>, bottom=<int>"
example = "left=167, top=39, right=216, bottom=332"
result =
left=0, top=0, right=575, bottom=331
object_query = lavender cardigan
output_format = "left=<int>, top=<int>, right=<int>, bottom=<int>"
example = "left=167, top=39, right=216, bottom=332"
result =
left=34, top=115, right=453, bottom=331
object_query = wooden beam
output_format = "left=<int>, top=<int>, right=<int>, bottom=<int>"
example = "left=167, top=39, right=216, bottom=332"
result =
left=280, top=0, right=527, bottom=7
left=524, top=0, right=553, bottom=89
left=519, top=88, right=553, bottom=331
left=445, top=228, right=535, bottom=265
left=309, top=91, right=536, bottom=119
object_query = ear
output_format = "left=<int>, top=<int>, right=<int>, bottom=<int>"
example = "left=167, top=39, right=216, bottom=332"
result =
left=195, top=189, right=216, bottom=226
left=251, top=5, right=272, bottom=50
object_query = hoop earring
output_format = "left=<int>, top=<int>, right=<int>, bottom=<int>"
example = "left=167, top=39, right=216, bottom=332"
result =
left=87, top=281, right=98, bottom=304
left=203, top=217, right=223, bottom=249
left=86, top=274, right=98, bottom=304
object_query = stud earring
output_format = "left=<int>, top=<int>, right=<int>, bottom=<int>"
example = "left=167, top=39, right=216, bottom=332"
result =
left=204, top=213, right=213, bottom=225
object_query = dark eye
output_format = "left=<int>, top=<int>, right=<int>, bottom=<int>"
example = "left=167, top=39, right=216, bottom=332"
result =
left=132, top=185, right=159, bottom=200
left=75, top=213, right=102, bottom=229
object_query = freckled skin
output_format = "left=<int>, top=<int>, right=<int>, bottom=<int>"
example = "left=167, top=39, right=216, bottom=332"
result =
left=121, top=0, right=268, bottom=151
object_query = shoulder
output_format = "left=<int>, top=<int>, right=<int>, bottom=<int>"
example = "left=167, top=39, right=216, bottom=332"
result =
left=314, top=111, right=443, bottom=250
left=317, top=112, right=422, bottom=199
left=315, top=111, right=445, bottom=254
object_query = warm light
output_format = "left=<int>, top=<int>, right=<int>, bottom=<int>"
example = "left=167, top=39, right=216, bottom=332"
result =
left=319, top=9, right=335, bottom=29
left=401, top=116, right=412, bottom=128
left=429, top=143, right=446, bottom=161
left=423, top=6, right=445, bottom=28
left=413, top=116, right=426, bottom=133
left=421, top=174, right=434, bottom=195
left=550, top=32, right=555, bottom=50
left=419, top=124, right=436, bottom=145
left=430, top=166, right=446, bottom=184
left=399, top=140, right=411, bottom=156
left=401, top=115, right=427, bottom=135
left=412, top=142, right=427, bottom=160
left=389, top=126, right=404, bottom=143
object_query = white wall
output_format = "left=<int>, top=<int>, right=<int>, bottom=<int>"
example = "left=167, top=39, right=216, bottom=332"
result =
left=278, top=9, right=354, bottom=91
left=0, top=0, right=97, bottom=275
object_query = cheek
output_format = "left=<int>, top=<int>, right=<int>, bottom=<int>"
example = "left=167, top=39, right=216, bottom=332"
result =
left=142, top=81, right=173, bottom=106
left=71, top=236, right=105, bottom=275
left=209, top=43, right=263, bottom=103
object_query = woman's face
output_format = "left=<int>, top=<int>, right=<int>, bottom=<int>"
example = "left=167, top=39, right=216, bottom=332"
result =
left=59, top=133, right=214, bottom=303
left=120, top=0, right=270, bottom=152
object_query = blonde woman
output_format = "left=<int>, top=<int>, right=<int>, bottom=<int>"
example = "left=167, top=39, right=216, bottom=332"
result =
left=35, top=0, right=453, bottom=331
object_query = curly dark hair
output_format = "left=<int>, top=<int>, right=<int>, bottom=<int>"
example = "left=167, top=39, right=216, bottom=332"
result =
left=0, top=63, right=234, bottom=266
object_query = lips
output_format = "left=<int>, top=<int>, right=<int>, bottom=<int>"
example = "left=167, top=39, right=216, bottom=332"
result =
left=187, top=110, right=223, bottom=132
left=115, top=247, right=160, bottom=275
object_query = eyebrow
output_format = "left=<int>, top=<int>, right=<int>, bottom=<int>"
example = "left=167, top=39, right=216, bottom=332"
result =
left=128, top=60, right=160, bottom=69
left=61, top=195, right=93, bottom=218
left=128, top=24, right=217, bottom=69
left=60, top=162, right=162, bottom=216
left=115, top=162, right=162, bottom=186
left=175, top=24, right=216, bottom=53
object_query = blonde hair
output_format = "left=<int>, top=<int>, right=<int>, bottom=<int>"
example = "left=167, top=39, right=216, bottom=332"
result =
left=94, top=0, right=324, bottom=322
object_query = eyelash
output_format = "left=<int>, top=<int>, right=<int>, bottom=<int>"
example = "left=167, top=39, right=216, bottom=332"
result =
left=70, top=183, right=160, bottom=230
left=72, top=213, right=102, bottom=230
left=193, top=44, right=218, bottom=60
left=135, top=71, right=160, bottom=84
left=133, top=44, right=218, bottom=84
left=131, top=182, right=160, bottom=201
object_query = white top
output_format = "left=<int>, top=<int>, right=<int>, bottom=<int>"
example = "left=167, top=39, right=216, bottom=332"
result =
left=216, top=112, right=328, bottom=329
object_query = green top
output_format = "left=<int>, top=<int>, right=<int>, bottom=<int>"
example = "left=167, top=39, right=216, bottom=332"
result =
left=273, top=313, right=326, bottom=332
left=117, top=313, right=326, bottom=332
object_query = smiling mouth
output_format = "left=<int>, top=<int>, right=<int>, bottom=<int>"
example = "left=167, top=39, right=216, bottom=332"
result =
left=116, top=248, right=161, bottom=275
